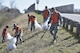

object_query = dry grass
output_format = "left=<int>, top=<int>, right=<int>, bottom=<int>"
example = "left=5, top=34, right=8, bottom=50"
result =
left=0, top=12, right=80, bottom=53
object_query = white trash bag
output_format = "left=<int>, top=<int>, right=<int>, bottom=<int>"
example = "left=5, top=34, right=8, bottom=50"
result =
left=6, top=33, right=13, bottom=41
left=7, top=37, right=17, bottom=51
left=42, top=17, right=51, bottom=30
left=35, top=20, right=42, bottom=30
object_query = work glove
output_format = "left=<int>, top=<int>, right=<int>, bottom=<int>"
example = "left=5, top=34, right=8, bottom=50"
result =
left=48, top=21, right=50, bottom=24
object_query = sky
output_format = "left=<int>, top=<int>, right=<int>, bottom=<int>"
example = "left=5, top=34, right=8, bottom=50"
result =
left=2, top=0, right=80, bottom=13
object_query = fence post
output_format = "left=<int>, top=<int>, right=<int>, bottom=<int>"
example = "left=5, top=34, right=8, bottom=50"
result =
left=76, top=23, right=80, bottom=36
left=65, top=18, right=69, bottom=30
left=70, top=20, right=74, bottom=32
left=63, top=17, right=66, bottom=28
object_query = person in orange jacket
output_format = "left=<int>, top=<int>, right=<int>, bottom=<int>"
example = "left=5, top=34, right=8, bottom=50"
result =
left=48, top=7, right=62, bottom=43
left=43, top=6, right=49, bottom=22
left=29, top=15, right=36, bottom=31
left=2, top=25, right=9, bottom=43
left=12, top=23, right=23, bottom=43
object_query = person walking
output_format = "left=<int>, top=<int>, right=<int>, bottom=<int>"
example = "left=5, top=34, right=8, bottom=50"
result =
left=43, top=6, right=50, bottom=23
left=48, top=7, right=62, bottom=43
left=2, top=25, right=9, bottom=43
left=12, top=24, right=23, bottom=43
left=29, top=15, right=36, bottom=31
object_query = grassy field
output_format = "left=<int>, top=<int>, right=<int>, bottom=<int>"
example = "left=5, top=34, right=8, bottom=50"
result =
left=0, top=11, right=19, bottom=28
left=0, top=12, right=80, bottom=53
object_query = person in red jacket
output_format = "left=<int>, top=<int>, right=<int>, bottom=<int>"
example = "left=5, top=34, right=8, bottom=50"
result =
left=29, top=15, right=36, bottom=31
left=2, top=25, right=9, bottom=43
left=12, top=24, right=23, bottom=43
left=48, top=7, right=62, bottom=43
left=43, top=6, right=49, bottom=22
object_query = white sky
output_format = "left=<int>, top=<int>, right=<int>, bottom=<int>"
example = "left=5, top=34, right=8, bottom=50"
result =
left=2, top=0, right=80, bottom=13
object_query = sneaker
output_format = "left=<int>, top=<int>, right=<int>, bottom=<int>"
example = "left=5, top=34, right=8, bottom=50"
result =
left=2, top=40, right=5, bottom=43
left=15, top=43, right=17, bottom=46
left=53, top=39, right=57, bottom=44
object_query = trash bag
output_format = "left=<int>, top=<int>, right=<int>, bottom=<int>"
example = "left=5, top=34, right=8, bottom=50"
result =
left=42, top=17, right=51, bottom=30
left=7, top=37, right=17, bottom=51
left=6, top=33, right=13, bottom=41
left=35, top=20, right=42, bottom=30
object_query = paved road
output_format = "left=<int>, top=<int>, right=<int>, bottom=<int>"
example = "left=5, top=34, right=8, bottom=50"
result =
left=61, top=13, right=80, bottom=23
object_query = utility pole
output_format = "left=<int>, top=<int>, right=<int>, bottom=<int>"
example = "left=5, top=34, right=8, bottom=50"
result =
left=36, top=0, right=39, bottom=13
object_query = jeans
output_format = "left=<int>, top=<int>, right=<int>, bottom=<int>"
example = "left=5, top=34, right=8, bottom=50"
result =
left=31, top=22, right=35, bottom=31
left=16, top=32, right=23, bottom=43
left=50, top=23, right=58, bottom=40
left=2, top=35, right=5, bottom=43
